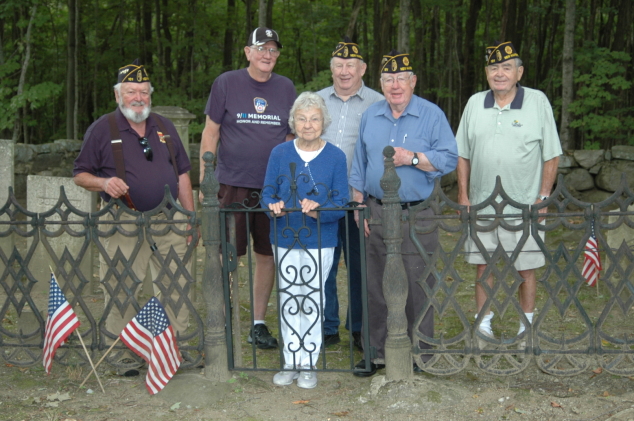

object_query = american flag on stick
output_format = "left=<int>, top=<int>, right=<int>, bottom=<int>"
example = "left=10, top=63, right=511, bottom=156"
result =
left=582, top=221, right=601, bottom=287
left=120, top=297, right=181, bottom=395
left=43, top=273, right=80, bottom=374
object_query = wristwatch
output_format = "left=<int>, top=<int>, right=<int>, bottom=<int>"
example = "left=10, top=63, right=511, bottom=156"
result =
left=411, top=152, right=419, bottom=166
left=538, top=195, right=549, bottom=201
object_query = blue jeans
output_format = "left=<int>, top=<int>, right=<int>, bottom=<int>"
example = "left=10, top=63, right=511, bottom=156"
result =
left=323, top=214, right=363, bottom=335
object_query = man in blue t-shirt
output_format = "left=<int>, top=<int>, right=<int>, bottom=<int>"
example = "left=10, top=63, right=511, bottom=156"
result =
left=200, top=27, right=296, bottom=349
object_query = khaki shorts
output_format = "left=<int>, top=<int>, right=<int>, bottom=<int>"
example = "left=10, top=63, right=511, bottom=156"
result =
left=464, top=218, right=545, bottom=271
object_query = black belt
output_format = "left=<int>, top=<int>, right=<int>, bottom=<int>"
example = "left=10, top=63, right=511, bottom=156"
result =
left=369, top=196, right=423, bottom=210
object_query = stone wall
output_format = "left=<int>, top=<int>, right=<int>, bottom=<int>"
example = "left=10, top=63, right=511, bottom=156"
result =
left=559, top=145, right=634, bottom=204
left=10, top=140, right=634, bottom=205
left=12, top=140, right=202, bottom=201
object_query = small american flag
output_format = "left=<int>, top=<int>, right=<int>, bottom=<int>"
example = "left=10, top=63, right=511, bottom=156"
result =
left=582, top=222, right=601, bottom=287
left=43, top=273, right=80, bottom=374
left=120, top=297, right=181, bottom=395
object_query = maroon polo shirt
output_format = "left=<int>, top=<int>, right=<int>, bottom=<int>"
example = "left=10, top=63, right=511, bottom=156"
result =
left=73, top=108, right=191, bottom=211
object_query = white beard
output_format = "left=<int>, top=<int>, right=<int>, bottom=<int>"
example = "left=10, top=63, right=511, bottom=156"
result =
left=119, top=99, right=151, bottom=123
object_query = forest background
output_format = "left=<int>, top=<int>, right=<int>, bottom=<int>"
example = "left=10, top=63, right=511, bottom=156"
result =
left=0, top=0, right=632, bottom=151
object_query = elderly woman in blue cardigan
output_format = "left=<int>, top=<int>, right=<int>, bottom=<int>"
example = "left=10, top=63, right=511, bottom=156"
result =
left=261, top=92, right=349, bottom=389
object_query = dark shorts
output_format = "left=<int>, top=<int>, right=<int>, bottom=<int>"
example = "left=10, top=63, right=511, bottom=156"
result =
left=218, top=184, right=273, bottom=257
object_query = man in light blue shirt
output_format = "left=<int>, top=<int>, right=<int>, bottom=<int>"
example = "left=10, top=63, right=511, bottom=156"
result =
left=349, top=50, right=458, bottom=376
left=317, top=37, right=383, bottom=349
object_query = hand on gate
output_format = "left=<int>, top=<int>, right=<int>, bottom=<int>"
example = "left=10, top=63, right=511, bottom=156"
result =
left=268, top=201, right=287, bottom=217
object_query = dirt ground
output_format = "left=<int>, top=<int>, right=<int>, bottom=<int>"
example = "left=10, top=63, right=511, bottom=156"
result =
left=2, top=356, right=634, bottom=421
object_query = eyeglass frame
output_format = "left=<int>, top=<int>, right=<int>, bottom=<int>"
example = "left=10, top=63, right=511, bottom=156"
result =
left=380, top=74, right=412, bottom=86
left=250, top=45, right=281, bottom=56
left=138, top=137, right=153, bottom=161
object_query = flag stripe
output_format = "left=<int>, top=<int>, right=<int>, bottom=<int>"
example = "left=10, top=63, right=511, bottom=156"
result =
left=43, top=274, right=80, bottom=374
left=119, top=296, right=181, bottom=395
left=583, top=227, right=601, bottom=288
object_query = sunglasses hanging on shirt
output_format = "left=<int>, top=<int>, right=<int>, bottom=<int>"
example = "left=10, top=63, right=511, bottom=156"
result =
left=138, top=137, right=153, bottom=161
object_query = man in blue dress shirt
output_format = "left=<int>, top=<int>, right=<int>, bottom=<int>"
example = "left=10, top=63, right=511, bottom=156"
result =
left=349, top=50, right=458, bottom=376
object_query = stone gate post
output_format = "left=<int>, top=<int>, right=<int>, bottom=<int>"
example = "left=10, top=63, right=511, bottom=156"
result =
left=381, top=146, right=412, bottom=381
left=200, top=151, right=229, bottom=380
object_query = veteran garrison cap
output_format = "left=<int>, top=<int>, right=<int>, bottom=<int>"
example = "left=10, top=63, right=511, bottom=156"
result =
left=381, top=50, right=413, bottom=74
left=485, top=41, right=519, bottom=65
left=247, top=27, right=282, bottom=48
left=332, top=36, right=363, bottom=60
left=117, top=59, right=150, bottom=84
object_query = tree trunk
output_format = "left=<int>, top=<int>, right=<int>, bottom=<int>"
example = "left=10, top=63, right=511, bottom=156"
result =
left=258, top=0, right=266, bottom=28
left=462, top=0, right=483, bottom=112
left=223, top=0, right=235, bottom=72
left=346, top=0, right=364, bottom=39
left=73, top=0, right=79, bottom=140
left=162, top=0, right=172, bottom=84
left=397, top=0, right=410, bottom=52
left=501, top=0, right=517, bottom=42
left=244, top=0, right=254, bottom=48
left=266, top=0, right=273, bottom=28
left=13, top=5, right=37, bottom=143
left=611, top=0, right=631, bottom=52
left=411, top=0, right=424, bottom=96
left=560, top=0, right=575, bottom=150
left=66, top=0, right=76, bottom=140
left=154, top=0, right=163, bottom=74
left=142, top=0, right=152, bottom=66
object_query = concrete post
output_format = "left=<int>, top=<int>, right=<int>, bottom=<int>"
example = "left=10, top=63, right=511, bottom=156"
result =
left=380, top=146, right=412, bottom=381
left=200, top=152, right=229, bottom=380
left=0, top=139, right=15, bottom=261
left=152, top=106, right=196, bottom=159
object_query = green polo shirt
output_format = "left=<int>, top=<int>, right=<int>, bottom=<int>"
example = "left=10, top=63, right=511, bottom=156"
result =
left=456, top=85, right=562, bottom=215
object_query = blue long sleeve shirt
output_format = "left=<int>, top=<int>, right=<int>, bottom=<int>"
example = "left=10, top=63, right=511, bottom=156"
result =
left=349, top=95, right=458, bottom=201
left=262, top=141, right=349, bottom=249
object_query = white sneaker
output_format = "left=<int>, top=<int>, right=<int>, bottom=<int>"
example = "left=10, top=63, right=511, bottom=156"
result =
left=297, top=370, right=317, bottom=389
left=476, top=329, right=496, bottom=349
left=273, top=366, right=299, bottom=386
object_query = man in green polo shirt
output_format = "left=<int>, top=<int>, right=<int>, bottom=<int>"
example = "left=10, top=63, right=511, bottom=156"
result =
left=456, top=41, right=562, bottom=350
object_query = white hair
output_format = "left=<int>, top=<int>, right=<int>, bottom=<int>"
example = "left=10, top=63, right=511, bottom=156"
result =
left=113, top=82, right=155, bottom=95
left=288, top=92, right=332, bottom=134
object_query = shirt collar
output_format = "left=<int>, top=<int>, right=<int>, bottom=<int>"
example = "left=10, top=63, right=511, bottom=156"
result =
left=484, top=83, right=525, bottom=109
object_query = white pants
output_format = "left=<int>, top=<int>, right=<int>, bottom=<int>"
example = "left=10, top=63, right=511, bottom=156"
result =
left=275, top=247, right=334, bottom=368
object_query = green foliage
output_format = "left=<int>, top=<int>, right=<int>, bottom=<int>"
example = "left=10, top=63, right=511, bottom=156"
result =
left=568, top=42, right=634, bottom=147
left=294, top=69, right=332, bottom=94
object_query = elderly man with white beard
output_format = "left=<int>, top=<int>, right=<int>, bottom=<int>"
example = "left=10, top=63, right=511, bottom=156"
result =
left=73, top=59, right=195, bottom=377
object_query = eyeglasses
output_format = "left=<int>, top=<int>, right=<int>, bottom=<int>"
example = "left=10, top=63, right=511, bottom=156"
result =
left=138, top=137, right=153, bottom=161
left=381, top=75, right=411, bottom=86
left=251, top=46, right=281, bottom=56
left=332, top=62, right=358, bottom=71
left=296, top=116, right=322, bottom=125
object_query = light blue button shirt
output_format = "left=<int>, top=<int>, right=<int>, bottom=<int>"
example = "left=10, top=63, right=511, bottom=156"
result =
left=350, top=95, right=458, bottom=202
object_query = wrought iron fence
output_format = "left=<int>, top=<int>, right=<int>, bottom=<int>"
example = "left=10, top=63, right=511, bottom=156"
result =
left=1, top=150, right=633, bottom=379
left=0, top=186, right=203, bottom=371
